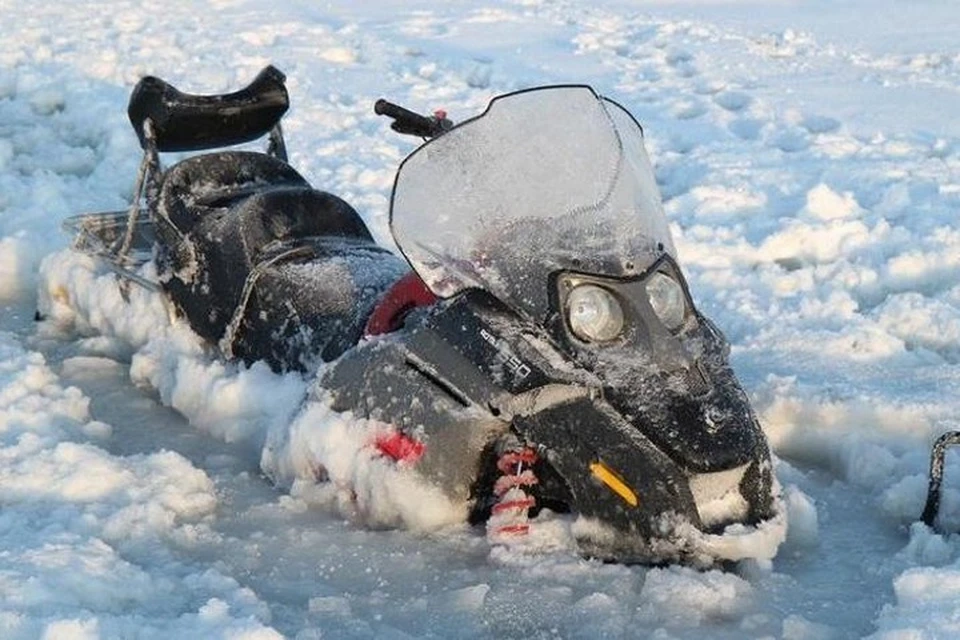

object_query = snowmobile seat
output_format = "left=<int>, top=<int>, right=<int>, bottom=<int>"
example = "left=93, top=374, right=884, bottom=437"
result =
left=157, top=151, right=311, bottom=238
left=183, top=185, right=376, bottom=324
left=156, top=151, right=385, bottom=360
left=227, top=186, right=375, bottom=262
left=156, top=150, right=375, bottom=253
left=127, top=65, right=289, bottom=153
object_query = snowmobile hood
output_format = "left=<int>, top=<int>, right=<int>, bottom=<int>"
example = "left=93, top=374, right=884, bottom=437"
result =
left=389, top=85, right=676, bottom=323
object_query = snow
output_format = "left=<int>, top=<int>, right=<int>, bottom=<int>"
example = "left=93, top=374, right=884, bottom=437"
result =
left=262, top=393, right=467, bottom=532
left=2, top=0, right=959, bottom=637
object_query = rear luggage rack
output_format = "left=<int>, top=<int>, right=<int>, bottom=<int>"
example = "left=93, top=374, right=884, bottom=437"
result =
left=62, top=210, right=160, bottom=291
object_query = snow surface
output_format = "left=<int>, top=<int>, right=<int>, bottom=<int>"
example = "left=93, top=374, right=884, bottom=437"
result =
left=2, top=0, right=960, bottom=637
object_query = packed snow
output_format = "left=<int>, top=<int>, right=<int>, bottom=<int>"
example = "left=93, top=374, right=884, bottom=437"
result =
left=2, top=0, right=959, bottom=637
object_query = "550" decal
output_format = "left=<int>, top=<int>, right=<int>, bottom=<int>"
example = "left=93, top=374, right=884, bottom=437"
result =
left=479, top=328, right=532, bottom=380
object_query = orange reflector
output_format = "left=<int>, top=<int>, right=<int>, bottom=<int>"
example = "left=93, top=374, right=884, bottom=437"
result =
left=589, top=461, right=639, bottom=507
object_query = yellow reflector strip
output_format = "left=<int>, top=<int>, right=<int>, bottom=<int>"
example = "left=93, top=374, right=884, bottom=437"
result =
left=589, top=461, right=639, bottom=507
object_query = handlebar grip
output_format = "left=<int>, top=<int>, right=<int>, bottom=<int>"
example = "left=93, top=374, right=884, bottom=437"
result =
left=374, top=99, right=438, bottom=137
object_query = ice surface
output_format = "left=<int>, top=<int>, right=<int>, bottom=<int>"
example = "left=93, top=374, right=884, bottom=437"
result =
left=1, top=0, right=959, bottom=637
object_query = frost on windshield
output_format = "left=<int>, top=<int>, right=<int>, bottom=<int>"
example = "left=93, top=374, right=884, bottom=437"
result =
left=390, top=85, right=675, bottom=321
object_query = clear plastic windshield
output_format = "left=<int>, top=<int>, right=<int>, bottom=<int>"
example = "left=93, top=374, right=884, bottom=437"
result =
left=390, top=85, right=676, bottom=321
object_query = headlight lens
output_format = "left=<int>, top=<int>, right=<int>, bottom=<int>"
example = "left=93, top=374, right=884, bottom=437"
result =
left=567, top=284, right=624, bottom=342
left=645, top=272, right=686, bottom=330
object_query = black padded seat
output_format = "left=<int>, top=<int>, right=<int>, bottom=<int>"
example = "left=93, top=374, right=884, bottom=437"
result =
left=158, top=150, right=309, bottom=237
left=225, top=187, right=374, bottom=264
left=154, top=150, right=379, bottom=352
left=127, top=65, right=289, bottom=153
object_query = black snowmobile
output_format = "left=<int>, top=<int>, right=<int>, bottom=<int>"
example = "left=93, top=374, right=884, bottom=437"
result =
left=64, top=66, right=785, bottom=565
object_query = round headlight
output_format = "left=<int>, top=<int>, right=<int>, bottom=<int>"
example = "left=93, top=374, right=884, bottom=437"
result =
left=566, top=284, right=624, bottom=342
left=646, top=272, right=686, bottom=330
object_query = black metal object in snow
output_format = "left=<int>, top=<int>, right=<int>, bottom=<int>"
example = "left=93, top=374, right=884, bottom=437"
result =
left=921, top=430, right=960, bottom=529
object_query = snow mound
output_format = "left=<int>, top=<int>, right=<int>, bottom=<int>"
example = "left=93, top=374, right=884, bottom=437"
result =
left=0, top=331, right=280, bottom=638
left=39, top=248, right=465, bottom=534
left=263, top=393, right=466, bottom=531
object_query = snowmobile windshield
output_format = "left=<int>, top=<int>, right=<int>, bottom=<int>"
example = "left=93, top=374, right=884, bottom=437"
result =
left=390, top=85, right=676, bottom=321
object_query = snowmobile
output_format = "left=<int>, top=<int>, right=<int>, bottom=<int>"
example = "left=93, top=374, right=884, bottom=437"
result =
left=63, top=66, right=785, bottom=565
